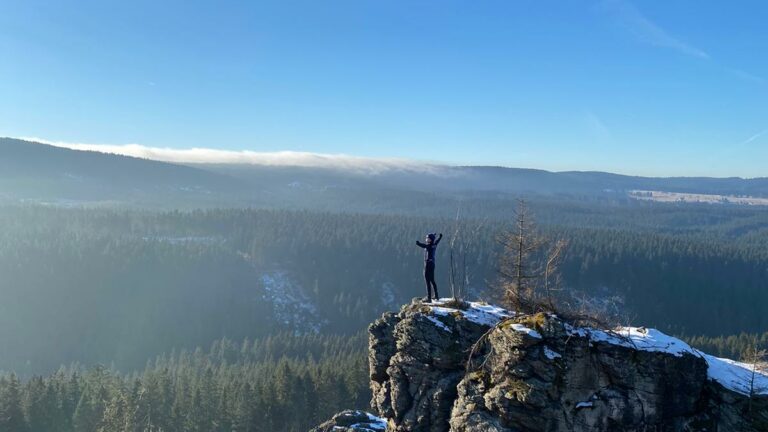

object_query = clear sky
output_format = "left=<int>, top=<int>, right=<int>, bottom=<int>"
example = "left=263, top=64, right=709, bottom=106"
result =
left=1, top=0, right=766, bottom=177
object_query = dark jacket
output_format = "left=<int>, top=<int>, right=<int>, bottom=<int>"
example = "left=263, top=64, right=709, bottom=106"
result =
left=416, top=234, right=442, bottom=262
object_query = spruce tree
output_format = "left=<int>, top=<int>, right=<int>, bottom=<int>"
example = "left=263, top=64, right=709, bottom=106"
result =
left=0, top=374, right=28, bottom=432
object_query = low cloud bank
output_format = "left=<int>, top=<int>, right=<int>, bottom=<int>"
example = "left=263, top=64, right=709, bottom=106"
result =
left=20, top=137, right=450, bottom=175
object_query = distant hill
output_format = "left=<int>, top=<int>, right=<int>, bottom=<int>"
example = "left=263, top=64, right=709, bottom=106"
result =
left=3, top=138, right=768, bottom=209
left=0, top=138, right=244, bottom=205
left=200, top=162, right=768, bottom=198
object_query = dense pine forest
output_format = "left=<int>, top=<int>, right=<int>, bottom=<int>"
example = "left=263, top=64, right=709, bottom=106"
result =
left=1, top=200, right=767, bottom=430
left=0, top=334, right=368, bottom=432
left=684, top=331, right=768, bottom=360
left=4, top=0, right=768, bottom=427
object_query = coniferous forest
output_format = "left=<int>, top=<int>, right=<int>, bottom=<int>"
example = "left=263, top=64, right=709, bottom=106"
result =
left=0, top=334, right=368, bottom=432
left=0, top=197, right=767, bottom=431
left=3, top=0, right=768, bottom=427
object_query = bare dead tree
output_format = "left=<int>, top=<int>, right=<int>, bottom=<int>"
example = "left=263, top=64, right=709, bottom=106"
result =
left=543, top=238, right=568, bottom=312
left=448, top=207, right=487, bottom=303
left=449, top=208, right=461, bottom=301
left=742, top=340, right=768, bottom=418
left=558, top=290, right=626, bottom=330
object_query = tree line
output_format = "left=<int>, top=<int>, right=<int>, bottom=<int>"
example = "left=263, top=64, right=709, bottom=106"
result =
left=0, top=205, right=766, bottom=373
left=0, top=333, right=369, bottom=432
left=685, top=332, right=768, bottom=360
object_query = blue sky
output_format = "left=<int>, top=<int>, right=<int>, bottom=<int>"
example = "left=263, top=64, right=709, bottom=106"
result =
left=1, top=0, right=766, bottom=177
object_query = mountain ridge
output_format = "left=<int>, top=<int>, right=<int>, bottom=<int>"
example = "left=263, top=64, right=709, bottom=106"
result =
left=4, top=138, right=768, bottom=210
left=0, top=137, right=244, bottom=204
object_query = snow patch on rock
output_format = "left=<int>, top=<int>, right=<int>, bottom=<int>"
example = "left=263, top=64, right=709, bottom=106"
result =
left=429, top=298, right=511, bottom=327
left=510, top=323, right=542, bottom=339
left=566, top=323, right=768, bottom=396
left=566, top=324, right=699, bottom=358
left=543, top=346, right=562, bottom=360
left=350, top=412, right=388, bottom=431
left=702, top=353, right=768, bottom=396
left=431, top=299, right=768, bottom=397
left=426, top=315, right=452, bottom=333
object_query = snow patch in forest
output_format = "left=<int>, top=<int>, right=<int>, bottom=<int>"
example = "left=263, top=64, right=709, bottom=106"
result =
left=380, top=281, right=398, bottom=309
left=141, top=235, right=223, bottom=245
left=260, top=271, right=324, bottom=333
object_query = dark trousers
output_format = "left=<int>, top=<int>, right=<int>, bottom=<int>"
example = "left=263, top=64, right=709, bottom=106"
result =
left=424, top=261, right=438, bottom=300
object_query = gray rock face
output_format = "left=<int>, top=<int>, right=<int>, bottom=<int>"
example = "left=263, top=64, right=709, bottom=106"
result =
left=449, top=313, right=768, bottom=432
left=317, top=299, right=768, bottom=431
left=449, top=314, right=710, bottom=431
left=369, top=300, right=493, bottom=432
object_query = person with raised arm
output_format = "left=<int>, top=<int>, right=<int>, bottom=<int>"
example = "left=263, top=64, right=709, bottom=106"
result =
left=416, top=232, right=443, bottom=303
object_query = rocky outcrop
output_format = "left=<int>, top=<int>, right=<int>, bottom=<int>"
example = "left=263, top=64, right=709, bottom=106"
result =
left=368, top=300, right=506, bottom=431
left=449, top=314, right=710, bottom=431
left=317, top=298, right=768, bottom=432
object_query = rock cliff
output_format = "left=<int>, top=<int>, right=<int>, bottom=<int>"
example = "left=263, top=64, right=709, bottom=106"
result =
left=313, top=299, right=768, bottom=432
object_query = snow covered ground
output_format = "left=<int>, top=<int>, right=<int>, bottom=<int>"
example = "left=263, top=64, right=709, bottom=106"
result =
left=629, top=190, right=768, bottom=206
left=430, top=298, right=511, bottom=326
left=565, top=324, right=697, bottom=357
left=425, top=315, right=452, bottom=333
left=700, top=353, right=768, bottom=396
left=379, top=281, right=398, bottom=309
left=426, top=299, right=768, bottom=396
left=543, top=346, right=562, bottom=360
left=260, top=271, right=324, bottom=333
left=573, top=325, right=768, bottom=396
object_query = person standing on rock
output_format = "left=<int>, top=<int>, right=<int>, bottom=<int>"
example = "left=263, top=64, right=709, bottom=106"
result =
left=416, top=232, right=442, bottom=303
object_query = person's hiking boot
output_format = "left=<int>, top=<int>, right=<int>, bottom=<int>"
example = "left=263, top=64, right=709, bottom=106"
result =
left=423, top=297, right=432, bottom=303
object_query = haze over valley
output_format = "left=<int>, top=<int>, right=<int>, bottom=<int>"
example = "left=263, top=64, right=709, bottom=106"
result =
left=1, top=1, right=767, bottom=430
